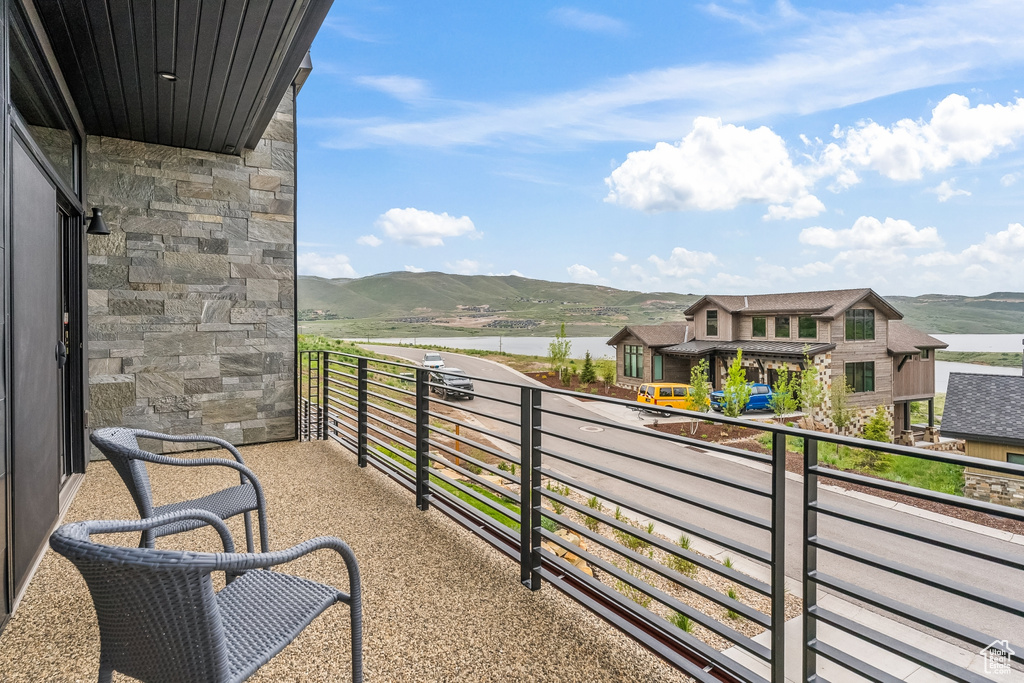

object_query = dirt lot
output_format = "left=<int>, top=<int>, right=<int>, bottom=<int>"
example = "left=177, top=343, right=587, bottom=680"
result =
left=525, top=371, right=637, bottom=401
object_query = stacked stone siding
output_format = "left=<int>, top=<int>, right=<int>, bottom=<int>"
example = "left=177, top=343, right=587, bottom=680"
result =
left=86, top=91, right=297, bottom=454
left=965, top=472, right=1024, bottom=509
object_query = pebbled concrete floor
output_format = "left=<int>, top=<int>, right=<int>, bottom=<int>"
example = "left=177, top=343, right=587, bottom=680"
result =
left=0, top=438, right=690, bottom=682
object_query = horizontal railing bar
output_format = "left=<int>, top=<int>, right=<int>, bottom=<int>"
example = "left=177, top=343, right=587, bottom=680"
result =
left=426, top=438, right=520, bottom=488
left=425, top=410, right=522, bottom=448
left=426, top=449, right=522, bottom=504
left=323, top=358, right=358, bottom=370
left=365, top=379, right=417, bottom=400
left=364, top=445, right=416, bottom=481
left=811, top=537, right=1024, bottom=618
left=540, top=527, right=771, bottom=660
left=809, top=570, right=1024, bottom=657
left=809, top=606, right=990, bottom=683
left=426, top=468, right=521, bottom=527
left=325, top=413, right=357, bottom=437
left=810, top=465, right=1024, bottom=523
left=426, top=481, right=519, bottom=544
left=538, top=466, right=773, bottom=576
left=365, top=396, right=416, bottom=423
left=427, top=400, right=522, bottom=428
left=539, top=445, right=772, bottom=531
left=424, top=381, right=520, bottom=407
left=365, top=433, right=416, bottom=466
left=366, top=413, right=417, bottom=442
left=536, top=546, right=771, bottom=683
left=324, top=386, right=358, bottom=404
left=809, top=640, right=902, bottom=683
left=323, top=369, right=357, bottom=386
left=811, top=501, right=1024, bottom=571
left=325, top=402, right=358, bottom=422
left=542, top=501, right=771, bottom=626
left=363, top=367, right=415, bottom=384
left=538, top=426, right=772, bottom=498
left=427, top=423, right=519, bottom=463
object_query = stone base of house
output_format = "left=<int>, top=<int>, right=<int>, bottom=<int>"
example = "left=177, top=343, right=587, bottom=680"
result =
left=964, top=472, right=1024, bottom=509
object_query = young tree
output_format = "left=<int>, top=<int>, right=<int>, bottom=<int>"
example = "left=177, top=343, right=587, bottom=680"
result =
left=860, top=405, right=894, bottom=472
left=722, top=351, right=752, bottom=418
left=548, top=322, right=572, bottom=371
left=829, top=375, right=855, bottom=435
left=686, top=357, right=712, bottom=434
left=768, top=369, right=798, bottom=420
left=798, top=350, right=824, bottom=414
left=580, top=351, right=597, bottom=385
left=601, top=362, right=616, bottom=387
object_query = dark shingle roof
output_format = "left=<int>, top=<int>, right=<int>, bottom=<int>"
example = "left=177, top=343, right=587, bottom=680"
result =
left=606, top=322, right=692, bottom=347
left=941, top=373, right=1024, bottom=446
left=661, top=340, right=834, bottom=357
left=887, top=321, right=949, bottom=355
left=684, top=288, right=902, bottom=320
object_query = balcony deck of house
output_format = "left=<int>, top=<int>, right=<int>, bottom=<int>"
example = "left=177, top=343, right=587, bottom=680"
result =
left=0, top=439, right=689, bottom=683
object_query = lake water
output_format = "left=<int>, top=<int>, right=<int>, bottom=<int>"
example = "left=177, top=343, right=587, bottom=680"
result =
left=354, top=333, right=1023, bottom=393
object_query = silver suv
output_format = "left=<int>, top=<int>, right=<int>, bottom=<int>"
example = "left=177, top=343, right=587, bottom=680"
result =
left=422, top=352, right=445, bottom=369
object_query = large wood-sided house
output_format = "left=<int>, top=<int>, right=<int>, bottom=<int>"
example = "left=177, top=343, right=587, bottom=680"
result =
left=608, top=288, right=947, bottom=438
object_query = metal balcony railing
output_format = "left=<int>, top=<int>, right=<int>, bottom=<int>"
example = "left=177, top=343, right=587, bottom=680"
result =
left=298, top=349, right=1024, bottom=683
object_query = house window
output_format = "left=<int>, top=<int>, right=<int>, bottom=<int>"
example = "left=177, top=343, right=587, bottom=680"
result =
left=624, top=345, right=643, bottom=379
left=798, top=317, right=817, bottom=339
left=845, top=309, right=875, bottom=341
left=921, top=349, right=930, bottom=360
left=775, top=316, right=790, bottom=338
left=752, top=316, right=767, bottom=338
left=1008, top=453, right=1024, bottom=465
left=653, top=354, right=663, bottom=381
left=706, top=310, right=719, bottom=336
left=845, top=362, right=875, bottom=392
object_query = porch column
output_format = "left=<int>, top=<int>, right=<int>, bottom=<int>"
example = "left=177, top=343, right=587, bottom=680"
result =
left=928, top=398, right=934, bottom=427
left=904, top=401, right=911, bottom=429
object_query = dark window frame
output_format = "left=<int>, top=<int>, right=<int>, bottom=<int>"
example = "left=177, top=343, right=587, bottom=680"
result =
left=1008, top=453, right=1024, bottom=465
left=752, top=316, right=767, bottom=338
left=775, top=316, right=790, bottom=338
left=845, top=309, right=876, bottom=341
left=624, top=344, right=644, bottom=379
left=706, top=309, right=719, bottom=337
left=845, top=361, right=875, bottom=393
left=921, top=349, right=930, bottom=360
left=798, top=316, right=817, bottom=339
left=652, top=353, right=663, bottom=381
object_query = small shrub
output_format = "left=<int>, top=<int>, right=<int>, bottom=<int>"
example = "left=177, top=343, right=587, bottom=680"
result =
left=670, top=611, right=694, bottom=633
left=615, top=557, right=653, bottom=608
left=613, top=518, right=652, bottom=554
left=509, top=462, right=518, bottom=476
left=498, top=461, right=510, bottom=472
left=560, top=366, right=572, bottom=386
left=726, top=586, right=742, bottom=620
left=541, top=517, right=558, bottom=532
left=601, top=364, right=616, bottom=386
left=587, top=495, right=602, bottom=511
left=580, top=351, right=597, bottom=385
left=586, top=495, right=602, bottom=530
left=860, top=405, right=894, bottom=472
left=467, top=463, right=482, bottom=475
left=668, top=533, right=697, bottom=578
left=546, top=481, right=571, bottom=515
left=614, top=506, right=624, bottom=522
left=723, top=556, right=734, bottom=569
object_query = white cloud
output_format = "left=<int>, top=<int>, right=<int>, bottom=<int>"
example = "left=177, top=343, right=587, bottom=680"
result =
left=822, top=95, right=1024, bottom=182
left=404, top=265, right=426, bottom=273
left=318, top=3, right=1024, bottom=149
left=567, top=263, right=603, bottom=283
left=611, top=252, right=629, bottom=262
left=791, top=261, right=834, bottom=278
left=375, top=208, right=480, bottom=247
left=605, top=117, right=822, bottom=219
left=354, top=75, right=430, bottom=103
left=1001, top=172, right=1021, bottom=187
left=298, top=253, right=358, bottom=279
left=929, top=179, right=971, bottom=202
left=799, top=216, right=942, bottom=250
left=356, top=234, right=382, bottom=247
left=648, top=247, right=718, bottom=278
left=446, top=259, right=480, bottom=275
left=915, top=223, right=1024, bottom=269
left=550, top=8, right=627, bottom=35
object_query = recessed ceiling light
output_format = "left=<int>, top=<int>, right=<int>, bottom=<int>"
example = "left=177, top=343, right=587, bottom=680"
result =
left=157, top=71, right=176, bottom=81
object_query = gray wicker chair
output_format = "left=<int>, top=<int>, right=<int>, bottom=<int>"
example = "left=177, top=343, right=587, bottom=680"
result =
left=90, top=427, right=269, bottom=552
left=50, top=509, right=363, bottom=683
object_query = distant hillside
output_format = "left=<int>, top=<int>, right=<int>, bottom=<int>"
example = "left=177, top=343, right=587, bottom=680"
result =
left=886, top=292, right=1024, bottom=334
left=297, top=272, right=1024, bottom=338
left=297, top=272, right=698, bottom=338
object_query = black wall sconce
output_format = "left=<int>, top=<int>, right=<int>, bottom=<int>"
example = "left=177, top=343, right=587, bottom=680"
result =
left=85, top=207, right=109, bottom=235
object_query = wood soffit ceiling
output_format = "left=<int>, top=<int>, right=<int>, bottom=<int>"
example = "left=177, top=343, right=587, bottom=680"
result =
left=36, top=0, right=332, bottom=154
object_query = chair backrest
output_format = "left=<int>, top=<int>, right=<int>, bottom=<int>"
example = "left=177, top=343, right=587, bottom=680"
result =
left=50, top=521, right=231, bottom=682
left=90, top=427, right=156, bottom=516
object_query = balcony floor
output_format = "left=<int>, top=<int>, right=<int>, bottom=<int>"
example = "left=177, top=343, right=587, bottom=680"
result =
left=0, top=439, right=689, bottom=682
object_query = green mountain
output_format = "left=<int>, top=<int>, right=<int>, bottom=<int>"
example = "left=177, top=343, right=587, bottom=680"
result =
left=297, top=272, right=1024, bottom=338
left=297, top=272, right=698, bottom=338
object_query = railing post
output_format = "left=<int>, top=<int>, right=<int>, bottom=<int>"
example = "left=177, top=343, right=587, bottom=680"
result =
left=519, top=387, right=535, bottom=588
left=357, top=357, right=368, bottom=467
left=527, top=388, right=543, bottom=591
left=320, top=352, right=330, bottom=441
left=415, top=368, right=431, bottom=511
left=803, top=436, right=819, bottom=683
left=771, top=430, right=787, bottom=683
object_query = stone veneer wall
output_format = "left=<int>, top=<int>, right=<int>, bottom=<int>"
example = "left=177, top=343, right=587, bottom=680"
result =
left=86, top=91, right=297, bottom=454
left=965, top=472, right=1024, bottom=509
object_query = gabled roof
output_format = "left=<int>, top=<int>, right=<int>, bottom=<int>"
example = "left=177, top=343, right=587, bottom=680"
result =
left=661, top=340, right=834, bottom=358
left=684, top=288, right=902, bottom=321
left=941, top=373, right=1024, bottom=446
left=887, top=321, right=949, bottom=355
left=606, top=322, right=691, bottom=348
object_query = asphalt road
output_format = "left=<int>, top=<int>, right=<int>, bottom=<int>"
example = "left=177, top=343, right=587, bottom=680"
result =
left=361, top=345, right=1024, bottom=650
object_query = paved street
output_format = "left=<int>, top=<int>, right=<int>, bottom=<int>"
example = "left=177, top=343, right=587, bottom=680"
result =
left=360, top=345, right=1024, bottom=670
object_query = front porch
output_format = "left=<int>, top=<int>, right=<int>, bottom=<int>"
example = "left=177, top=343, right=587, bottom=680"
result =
left=0, top=439, right=687, bottom=682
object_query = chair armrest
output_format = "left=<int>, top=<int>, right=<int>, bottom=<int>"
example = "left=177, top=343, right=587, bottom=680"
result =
left=212, top=537, right=361, bottom=596
left=130, top=429, right=247, bottom=465
left=77, top=509, right=236, bottom=553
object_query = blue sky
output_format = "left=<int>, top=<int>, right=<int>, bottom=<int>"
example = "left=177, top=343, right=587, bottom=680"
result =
left=295, top=0, right=1024, bottom=296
